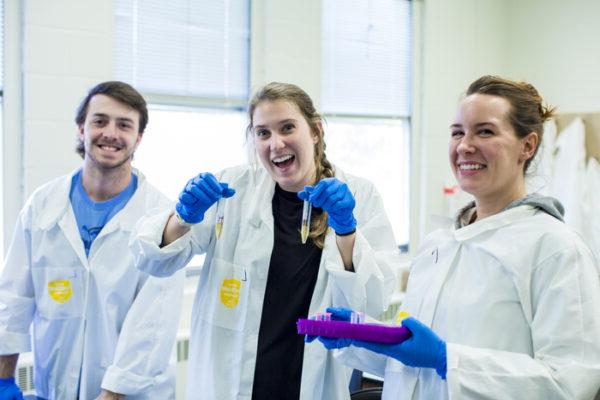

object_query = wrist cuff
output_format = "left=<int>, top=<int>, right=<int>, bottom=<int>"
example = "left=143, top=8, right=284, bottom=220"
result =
left=436, top=341, right=448, bottom=380
left=335, top=228, right=356, bottom=236
left=175, top=211, right=195, bottom=227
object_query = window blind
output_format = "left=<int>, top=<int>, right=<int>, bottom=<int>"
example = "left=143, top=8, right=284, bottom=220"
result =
left=321, top=0, right=412, bottom=117
left=115, top=0, right=250, bottom=102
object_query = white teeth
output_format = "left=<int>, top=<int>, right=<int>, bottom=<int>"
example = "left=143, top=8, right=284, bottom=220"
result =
left=100, top=145, right=119, bottom=152
left=459, top=163, right=485, bottom=170
left=273, top=154, right=293, bottom=163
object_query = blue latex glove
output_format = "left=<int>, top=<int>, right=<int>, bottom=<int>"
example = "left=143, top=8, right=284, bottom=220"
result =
left=353, top=317, right=447, bottom=379
left=0, top=377, right=24, bottom=400
left=297, top=178, right=357, bottom=235
left=176, top=173, right=235, bottom=224
left=305, top=307, right=354, bottom=346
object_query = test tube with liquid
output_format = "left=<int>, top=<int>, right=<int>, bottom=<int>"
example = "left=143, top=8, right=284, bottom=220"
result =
left=301, top=199, right=312, bottom=244
left=215, top=199, right=224, bottom=239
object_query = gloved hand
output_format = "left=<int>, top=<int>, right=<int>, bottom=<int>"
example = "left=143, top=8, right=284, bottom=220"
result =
left=176, top=172, right=235, bottom=224
left=297, top=178, right=357, bottom=235
left=353, top=317, right=447, bottom=379
left=305, top=307, right=354, bottom=347
left=0, top=377, right=24, bottom=400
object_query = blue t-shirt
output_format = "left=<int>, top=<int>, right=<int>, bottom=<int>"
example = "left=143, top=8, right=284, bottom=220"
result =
left=69, top=170, right=138, bottom=256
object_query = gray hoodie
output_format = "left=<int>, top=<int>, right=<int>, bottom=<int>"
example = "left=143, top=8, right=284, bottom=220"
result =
left=455, top=194, right=565, bottom=229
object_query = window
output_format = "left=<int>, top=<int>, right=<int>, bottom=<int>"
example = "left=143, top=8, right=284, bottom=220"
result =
left=133, top=107, right=248, bottom=200
left=324, top=118, right=410, bottom=247
left=115, top=0, right=250, bottom=271
left=321, top=0, right=412, bottom=247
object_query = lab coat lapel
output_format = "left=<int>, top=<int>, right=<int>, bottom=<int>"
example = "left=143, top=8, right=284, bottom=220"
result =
left=59, top=200, right=89, bottom=268
left=38, top=170, right=89, bottom=267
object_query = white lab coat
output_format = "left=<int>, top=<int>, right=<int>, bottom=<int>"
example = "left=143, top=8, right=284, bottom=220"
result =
left=550, top=118, right=587, bottom=233
left=582, top=157, right=600, bottom=266
left=132, top=164, right=399, bottom=400
left=0, top=169, right=185, bottom=400
left=336, top=205, right=600, bottom=399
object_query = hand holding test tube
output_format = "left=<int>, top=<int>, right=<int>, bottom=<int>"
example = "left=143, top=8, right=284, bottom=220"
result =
left=297, top=178, right=357, bottom=239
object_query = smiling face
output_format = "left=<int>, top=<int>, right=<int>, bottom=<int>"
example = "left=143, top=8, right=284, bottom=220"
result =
left=252, top=100, right=319, bottom=192
left=78, top=94, right=142, bottom=173
left=449, top=93, right=538, bottom=209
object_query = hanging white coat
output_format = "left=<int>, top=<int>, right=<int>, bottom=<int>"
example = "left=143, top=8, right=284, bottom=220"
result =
left=550, top=117, right=587, bottom=233
left=0, top=170, right=185, bottom=400
left=132, top=164, right=400, bottom=400
left=336, top=205, right=600, bottom=399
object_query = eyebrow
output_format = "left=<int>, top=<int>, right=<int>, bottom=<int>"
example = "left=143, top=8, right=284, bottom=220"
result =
left=449, top=122, right=496, bottom=129
left=254, top=118, right=298, bottom=129
left=91, top=113, right=135, bottom=124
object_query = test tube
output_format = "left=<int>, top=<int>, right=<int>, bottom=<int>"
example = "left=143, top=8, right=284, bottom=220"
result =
left=301, top=199, right=312, bottom=244
left=215, top=199, right=224, bottom=239
left=350, top=311, right=365, bottom=324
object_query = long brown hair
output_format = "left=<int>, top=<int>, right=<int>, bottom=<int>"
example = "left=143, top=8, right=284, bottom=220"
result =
left=247, top=82, right=333, bottom=248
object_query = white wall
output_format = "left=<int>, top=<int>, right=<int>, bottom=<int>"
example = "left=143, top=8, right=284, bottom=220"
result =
left=507, top=0, right=600, bottom=113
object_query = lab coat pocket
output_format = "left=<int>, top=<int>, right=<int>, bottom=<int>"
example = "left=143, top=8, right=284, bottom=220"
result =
left=198, top=258, right=249, bottom=332
left=31, top=267, right=85, bottom=320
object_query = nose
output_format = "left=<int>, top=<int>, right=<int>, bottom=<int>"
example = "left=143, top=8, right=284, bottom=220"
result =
left=269, top=132, right=285, bottom=151
left=102, top=121, right=118, bottom=140
left=456, top=133, right=476, bottom=154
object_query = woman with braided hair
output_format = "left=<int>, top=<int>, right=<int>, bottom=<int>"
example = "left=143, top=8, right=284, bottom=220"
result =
left=132, top=82, right=400, bottom=400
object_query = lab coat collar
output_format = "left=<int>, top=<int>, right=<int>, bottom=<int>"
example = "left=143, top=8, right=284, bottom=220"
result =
left=37, top=167, right=147, bottom=233
left=37, top=169, right=79, bottom=230
left=453, top=205, right=536, bottom=242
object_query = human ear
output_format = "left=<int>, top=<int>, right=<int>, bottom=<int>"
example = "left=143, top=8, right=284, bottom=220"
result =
left=135, top=132, right=144, bottom=147
left=521, top=131, right=539, bottom=162
left=312, top=121, right=323, bottom=145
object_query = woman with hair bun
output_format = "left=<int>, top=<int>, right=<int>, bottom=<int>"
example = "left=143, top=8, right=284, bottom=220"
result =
left=315, top=75, right=600, bottom=399
left=132, top=82, right=399, bottom=400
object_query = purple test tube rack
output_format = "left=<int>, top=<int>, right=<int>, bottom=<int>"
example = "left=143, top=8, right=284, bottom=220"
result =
left=297, top=319, right=411, bottom=344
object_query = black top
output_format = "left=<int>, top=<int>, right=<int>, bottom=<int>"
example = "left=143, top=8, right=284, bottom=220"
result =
left=251, top=184, right=323, bottom=400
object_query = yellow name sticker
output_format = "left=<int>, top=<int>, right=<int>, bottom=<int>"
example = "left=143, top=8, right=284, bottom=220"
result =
left=220, top=278, right=241, bottom=309
left=48, top=280, right=73, bottom=304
